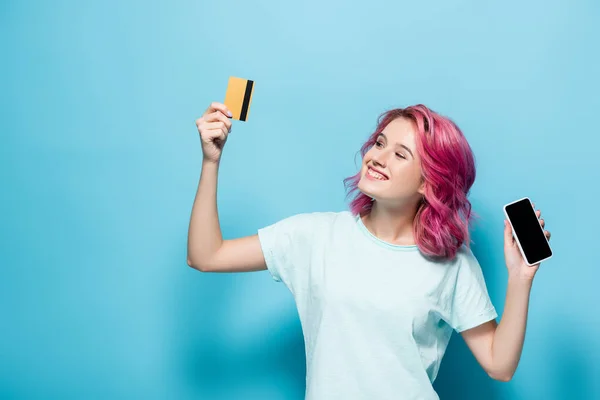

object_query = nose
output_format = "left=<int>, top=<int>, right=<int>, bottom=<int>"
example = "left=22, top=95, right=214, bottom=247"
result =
left=371, top=150, right=388, bottom=168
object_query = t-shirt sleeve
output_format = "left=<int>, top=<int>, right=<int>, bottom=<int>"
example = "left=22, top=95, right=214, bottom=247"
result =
left=257, top=212, right=321, bottom=294
left=449, top=246, right=498, bottom=333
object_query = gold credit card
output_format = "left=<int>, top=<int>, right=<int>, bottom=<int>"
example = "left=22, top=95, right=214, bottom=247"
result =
left=223, top=76, right=254, bottom=121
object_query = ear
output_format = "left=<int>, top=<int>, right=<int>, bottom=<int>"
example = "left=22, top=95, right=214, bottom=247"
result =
left=417, top=180, right=426, bottom=196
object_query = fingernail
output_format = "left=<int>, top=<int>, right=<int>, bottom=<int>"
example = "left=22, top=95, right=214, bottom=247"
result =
left=227, top=111, right=232, bottom=117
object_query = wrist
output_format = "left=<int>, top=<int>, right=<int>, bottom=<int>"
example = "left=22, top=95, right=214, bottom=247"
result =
left=508, top=273, right=534, bottom=286
left=202, top=159, right=220, bottom=169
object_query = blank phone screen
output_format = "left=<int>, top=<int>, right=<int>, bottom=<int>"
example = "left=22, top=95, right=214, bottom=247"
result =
left=505, top=199, right=552, bottom=264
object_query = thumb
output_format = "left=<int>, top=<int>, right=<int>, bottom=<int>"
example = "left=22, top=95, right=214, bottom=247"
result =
left=504, top=220, right=514, bottom=247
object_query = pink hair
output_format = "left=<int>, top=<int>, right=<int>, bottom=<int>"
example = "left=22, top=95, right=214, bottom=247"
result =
left=343, top=104, right=478, bottom=260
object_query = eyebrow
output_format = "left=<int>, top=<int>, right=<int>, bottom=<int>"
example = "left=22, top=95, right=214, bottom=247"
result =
left=378, top=133, right=414, bottom=158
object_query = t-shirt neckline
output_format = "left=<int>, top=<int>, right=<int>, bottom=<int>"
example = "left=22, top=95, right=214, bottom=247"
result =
left=355, top=213, right=419, bottom=252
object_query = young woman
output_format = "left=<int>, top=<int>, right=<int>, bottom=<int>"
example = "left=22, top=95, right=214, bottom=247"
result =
left=187, top=102, right=551, bottom=400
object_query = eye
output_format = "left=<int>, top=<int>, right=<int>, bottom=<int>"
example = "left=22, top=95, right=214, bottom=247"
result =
left=396, top=153, right=406, bottom=159
left=375, top=141, right=383, bottom=148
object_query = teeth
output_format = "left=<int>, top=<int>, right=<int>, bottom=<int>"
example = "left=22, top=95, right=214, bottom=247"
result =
left=368, top=168, right=387, bottom=180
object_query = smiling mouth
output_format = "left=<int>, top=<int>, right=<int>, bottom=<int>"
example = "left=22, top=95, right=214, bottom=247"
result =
left=367, top=167, right=389, bottom=181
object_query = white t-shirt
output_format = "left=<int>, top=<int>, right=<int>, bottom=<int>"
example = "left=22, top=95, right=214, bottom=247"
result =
left=257, top=210, right=498, bottom=400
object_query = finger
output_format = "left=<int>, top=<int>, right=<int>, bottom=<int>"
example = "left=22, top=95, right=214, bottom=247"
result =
left=201, top=121, right=229, bottom=133
left=540, top=218, right=545, bottom=227
left=203, top=111, right=233, bottom=126
left=202, top=127, right=228, bottom=142
left=545, top=230, right=551, bottom=240
left=504, top=220, right=514, bottom=246
left=213, top=112, right=233, bottom=131
left=205, top=102, right=233, bottom=118
left=536, top=209, right=541, bottom=218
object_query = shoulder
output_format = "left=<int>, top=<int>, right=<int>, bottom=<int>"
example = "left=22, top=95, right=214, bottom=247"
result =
left=280, top=209, right=352, bottom=226
left=455, top=244, right=478, bottom=264
left=259, top=209, right=352, bottom=234
left=452, top=244, right=489, bottom=283
left=427, top=244, right=476, bottom=267
left=435, top=244, right=481, bottom=276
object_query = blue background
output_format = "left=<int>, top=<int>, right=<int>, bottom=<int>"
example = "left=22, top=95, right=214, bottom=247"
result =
left=2, top=0, right=599, bottom=398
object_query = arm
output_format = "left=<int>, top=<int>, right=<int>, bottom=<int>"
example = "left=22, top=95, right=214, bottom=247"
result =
left=186, top=160, right=267, bottom=273
left=187, top=102, right=268, bottom=273
left=490, top=277, right=532, bottom=380
left=461, top=206, right=551, bottom=381
left=186, top=158, right=220, bottom=269
left=460, top=277, right=532, bottom=382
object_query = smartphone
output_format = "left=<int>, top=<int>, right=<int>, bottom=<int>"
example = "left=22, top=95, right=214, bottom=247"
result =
left=503, top=197, right=553, bottom=266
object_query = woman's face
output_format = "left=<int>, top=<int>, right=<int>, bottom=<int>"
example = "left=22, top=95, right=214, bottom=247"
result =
left=357, top=117, right=425, bottom=205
